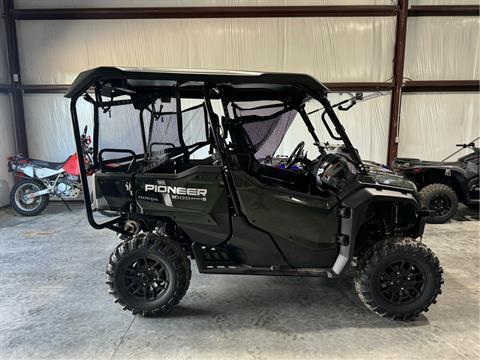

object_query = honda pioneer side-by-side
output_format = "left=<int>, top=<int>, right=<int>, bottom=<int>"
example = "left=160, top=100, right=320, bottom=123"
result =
left=66, top=67, right=443, bottom=320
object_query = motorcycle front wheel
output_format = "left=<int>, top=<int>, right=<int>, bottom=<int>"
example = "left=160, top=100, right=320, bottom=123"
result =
left=10, top=179, right=49, bottom=216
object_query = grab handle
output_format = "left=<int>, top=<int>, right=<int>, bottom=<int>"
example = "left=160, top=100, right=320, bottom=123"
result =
left=98, top=148, right=137, bottom=173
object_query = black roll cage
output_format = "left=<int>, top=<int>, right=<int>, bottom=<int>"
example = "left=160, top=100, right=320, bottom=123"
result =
left=67, top=69, right=365, bottom=235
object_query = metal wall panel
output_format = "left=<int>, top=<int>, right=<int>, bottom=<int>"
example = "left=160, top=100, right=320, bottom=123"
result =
left=23, top=94, right=93, bottom=162
left=0, top=17, right=9, bottom=84
left=398, top=92, right=480, bottom=161
left=405, top=16, right=479, bottom=80
left=16, top=17, right=396, bottom=85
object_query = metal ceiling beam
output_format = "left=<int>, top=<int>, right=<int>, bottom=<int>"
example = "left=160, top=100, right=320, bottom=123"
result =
left=325, top=82, right=393, bottom=92
left=11, top=4, right=479, bottom=21
left=10, top=5, right=398, bottom=20
left=387, top=0, right=409, bottom=166
left=403, top=80, right=480, bottom=92
left=409, top=5, right=479, bottom=17
left=2, top=0, right=28, bottom=156
left=21, top=84, right=71, bottom=94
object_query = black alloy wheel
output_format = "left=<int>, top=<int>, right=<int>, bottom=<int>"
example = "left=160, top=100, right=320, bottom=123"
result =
left=124, top=256, right=170, bottom=301
left=429, top=196, right=451, bottom=217
left=355, top=237, right=443, bottom=320
left=419, top=183, right=458, bottom=224
left=377, top=260, right=426, bottom=305
left=107, top=232, right=191, bottom=316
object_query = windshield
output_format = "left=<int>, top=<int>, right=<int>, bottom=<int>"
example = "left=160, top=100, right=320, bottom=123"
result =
left=225, top=98, right=356, bottom=162
left=275, top=93, right=389, bottom=165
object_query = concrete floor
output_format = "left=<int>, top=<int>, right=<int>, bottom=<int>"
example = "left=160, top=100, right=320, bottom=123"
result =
left=0, top=203, right=479, bottom=360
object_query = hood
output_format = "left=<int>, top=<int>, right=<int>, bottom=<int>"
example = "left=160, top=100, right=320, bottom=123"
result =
left=370, top=172, right=417, bottom=191
left=359, top=166, right=417, bottom=192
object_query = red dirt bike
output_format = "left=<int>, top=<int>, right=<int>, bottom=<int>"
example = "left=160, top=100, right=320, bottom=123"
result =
left=7, top=125, right=93, bottom=216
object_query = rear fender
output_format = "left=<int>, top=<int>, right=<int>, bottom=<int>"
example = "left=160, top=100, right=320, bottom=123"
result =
left=407, top=168, right=467, bottom=201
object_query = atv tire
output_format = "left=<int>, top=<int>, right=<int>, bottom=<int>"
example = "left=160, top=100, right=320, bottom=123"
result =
left=419, top=183, right=458, bottom=224
left=10, top=178, right=49, bottom=216
left=354, top=237, right=443, bottom=321
left=106, top=232, right=191, bottom=316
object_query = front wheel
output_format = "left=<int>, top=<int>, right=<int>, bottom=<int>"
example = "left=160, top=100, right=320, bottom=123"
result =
left=10, top=179, right=49, bottom=216
left=106, top=232, right=191, bottom=316
left=355, top=238, right=443, bottom=321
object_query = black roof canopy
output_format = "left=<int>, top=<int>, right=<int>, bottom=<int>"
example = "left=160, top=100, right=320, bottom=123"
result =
left=65, top=67, right=329, bottom=103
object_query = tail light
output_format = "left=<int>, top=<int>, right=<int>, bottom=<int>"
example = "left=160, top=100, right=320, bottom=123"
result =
left=412, top=168, right=423, bottom=174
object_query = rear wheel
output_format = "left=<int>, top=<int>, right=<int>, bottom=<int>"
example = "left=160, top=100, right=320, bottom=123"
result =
left=9, top=179, right=49, bottom=216
left=355, top=237, right=443, bottom=321
left=419, top=183, right=458, bottom=224
left=107, top=232, right=191, bottom=316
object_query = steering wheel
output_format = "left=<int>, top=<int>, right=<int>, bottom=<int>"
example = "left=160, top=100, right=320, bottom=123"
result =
left=286, top=141, right=305, bottom=169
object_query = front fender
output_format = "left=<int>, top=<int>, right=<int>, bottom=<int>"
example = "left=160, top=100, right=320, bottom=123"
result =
left=331, top=187, right=424, bottom=276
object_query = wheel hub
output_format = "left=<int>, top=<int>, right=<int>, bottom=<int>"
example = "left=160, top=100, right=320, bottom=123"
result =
left=15, top=183, right=42, bottom=210
left=125, top=257, right=169, bottom=301
left=430, top=196, right=450, bottom=216
left=124, top=257, right=169, bottom=301
left=378, top=260, right=426, bottom=304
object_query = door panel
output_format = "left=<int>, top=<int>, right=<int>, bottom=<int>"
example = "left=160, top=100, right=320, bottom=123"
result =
left=232, top=170, right=339, bottom=268
left=135, top=165, right=230, bottom=246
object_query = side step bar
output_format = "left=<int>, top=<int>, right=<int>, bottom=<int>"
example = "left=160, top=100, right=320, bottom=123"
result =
left=192, top=243, right=330, bottom=277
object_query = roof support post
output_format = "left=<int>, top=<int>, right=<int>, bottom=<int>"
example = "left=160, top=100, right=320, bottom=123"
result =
left=2, top=0, right=28, bottom=155
left=387, top=0, right=408, bottom=166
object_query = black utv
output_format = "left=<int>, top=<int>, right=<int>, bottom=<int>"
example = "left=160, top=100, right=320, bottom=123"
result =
left=393, top=141, right=479, bottom=224
left=66, top=67, right=443, bottom=320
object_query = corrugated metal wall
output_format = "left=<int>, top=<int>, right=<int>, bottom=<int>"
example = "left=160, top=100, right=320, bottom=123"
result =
left=16, top=15, right=397, bottom=163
